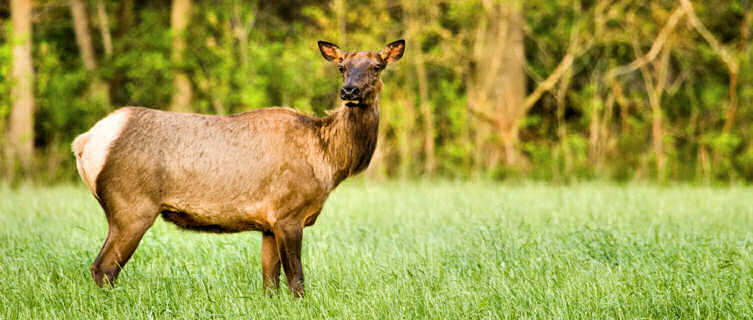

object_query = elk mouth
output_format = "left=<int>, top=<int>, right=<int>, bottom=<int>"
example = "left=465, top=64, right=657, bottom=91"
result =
left=343, top=99, right=361, bottom=107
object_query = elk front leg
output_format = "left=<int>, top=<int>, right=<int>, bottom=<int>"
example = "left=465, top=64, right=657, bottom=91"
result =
left=261, top=231, right=281, bottom=292
left=273, top=222, right=304, bottom=298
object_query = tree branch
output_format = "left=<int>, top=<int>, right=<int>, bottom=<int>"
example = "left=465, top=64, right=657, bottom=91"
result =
left=680, top=0, right=740, bottom=132
left=468, top=103, right=500, bottom=127
left=680, top=0, right=738, bottom=72
left=522, top=51, right=575, bottom=112
left=521, top=27, right=589, bottom=112
left=607, top=7, right=685, bottom=79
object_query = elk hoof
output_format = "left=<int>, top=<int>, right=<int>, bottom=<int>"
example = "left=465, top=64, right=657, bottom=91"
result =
left=91, top=265, right=119, bottom=288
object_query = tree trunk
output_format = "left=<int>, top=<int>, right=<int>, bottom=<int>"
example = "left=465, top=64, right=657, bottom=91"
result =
left=721, top=8, right=751, bottom=133
left=95, top=0, right=113, bottom=58
left=110, top=0, right=133, bottom=105
left=397, top=94, right=417, bottom=179
left=588, top=95, right=602, bottom=170
left=404, top=1, right=436, bottom=175
left=332, top=0, right=346, bottom=43
left=70, top=0, right=110, bottom=106
left=415, top=49, right=436, bottom=175
left=170, top=0, right=193, bottom=112
left=469, top=0, right=527, bottom=169
left=116, top=0, right=134, bottom=38
left=634, top=37, right=671, bottom=180
left=70, top=0, right=98, bottom=71
left=232, top=2, right=253, bottom=71
left=7, top=0, right=35, bottom=174
left=496, top=4, right=526, bottom=166
left=555, top=67, right=572, bottom=178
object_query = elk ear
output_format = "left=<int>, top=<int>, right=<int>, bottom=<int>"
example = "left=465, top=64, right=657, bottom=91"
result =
left=318, top=41, right=345, bottom=63
left=379, top=39, right=405, bottom=63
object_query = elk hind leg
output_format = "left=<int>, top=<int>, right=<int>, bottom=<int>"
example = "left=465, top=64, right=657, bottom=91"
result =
left=91, top=199, right=158, bottom=287
left=261, top=231, right=281, bottom=292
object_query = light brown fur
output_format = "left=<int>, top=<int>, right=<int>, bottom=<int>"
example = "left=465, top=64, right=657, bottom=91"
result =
left=72, top=40, right=405, bottom=297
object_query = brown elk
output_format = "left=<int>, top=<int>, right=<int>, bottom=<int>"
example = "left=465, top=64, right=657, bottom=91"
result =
left=71, top=40, right=405, bottom=297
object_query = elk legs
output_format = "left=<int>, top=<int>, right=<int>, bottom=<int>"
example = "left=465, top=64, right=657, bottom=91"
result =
left=261, top=231, right=281, bottom=292
left=91, top=200, right=157, bottom=287
left=273, top=222, right=304, bottom=297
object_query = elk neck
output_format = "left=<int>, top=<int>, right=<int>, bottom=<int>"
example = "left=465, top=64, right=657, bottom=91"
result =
left=319, top=91, right=381, bottom=185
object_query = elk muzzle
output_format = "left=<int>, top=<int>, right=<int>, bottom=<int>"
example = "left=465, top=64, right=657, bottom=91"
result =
left=340, top=85, right=362, bottom=107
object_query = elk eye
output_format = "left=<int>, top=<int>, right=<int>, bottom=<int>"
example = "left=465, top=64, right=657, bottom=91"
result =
left=338, top=65, right=345, bottom=73
left=373, top=65, right=382, bottom=72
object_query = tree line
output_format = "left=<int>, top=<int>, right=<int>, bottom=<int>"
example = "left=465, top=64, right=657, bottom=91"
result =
left=1, top=0, right=751, bottom=183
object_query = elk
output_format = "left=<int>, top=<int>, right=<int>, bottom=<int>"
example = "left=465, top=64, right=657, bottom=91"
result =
left=71, top=40, right=405, bottom=297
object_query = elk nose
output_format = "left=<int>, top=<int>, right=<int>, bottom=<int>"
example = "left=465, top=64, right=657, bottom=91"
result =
left=340, top=86, right=360, bottom=100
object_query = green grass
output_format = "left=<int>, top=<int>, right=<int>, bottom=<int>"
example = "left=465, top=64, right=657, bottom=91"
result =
left=1, top=181, right=752, bottom=319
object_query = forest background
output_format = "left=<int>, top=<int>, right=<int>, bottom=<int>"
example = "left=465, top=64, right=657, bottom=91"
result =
left=2, top=0, right=752, bottom=183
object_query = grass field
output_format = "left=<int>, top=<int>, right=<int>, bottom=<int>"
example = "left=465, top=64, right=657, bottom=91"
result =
left=1, top=181, right=752, bottom=319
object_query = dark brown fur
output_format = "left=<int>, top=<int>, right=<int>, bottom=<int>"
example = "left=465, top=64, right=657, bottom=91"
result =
left=75, top=40, right=405, bottom=297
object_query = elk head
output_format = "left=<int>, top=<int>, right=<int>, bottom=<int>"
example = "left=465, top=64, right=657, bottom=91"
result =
left=318, top=39, right=405, bottom=107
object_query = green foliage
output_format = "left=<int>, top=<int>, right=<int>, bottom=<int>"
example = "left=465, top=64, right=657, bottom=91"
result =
left=0, top=23, right=13, bottom=134
left=34, top=42, right=89, bottom=141
left=112, top=9, right=172, bottom=108
left=1, top=0, right=752, bottom=183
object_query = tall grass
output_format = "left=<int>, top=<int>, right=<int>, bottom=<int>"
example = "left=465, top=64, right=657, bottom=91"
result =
left=1, top=181, right=752, bottom=319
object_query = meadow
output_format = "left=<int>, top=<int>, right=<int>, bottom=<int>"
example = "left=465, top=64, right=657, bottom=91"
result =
left=1, top=181, right=752, bottom=319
